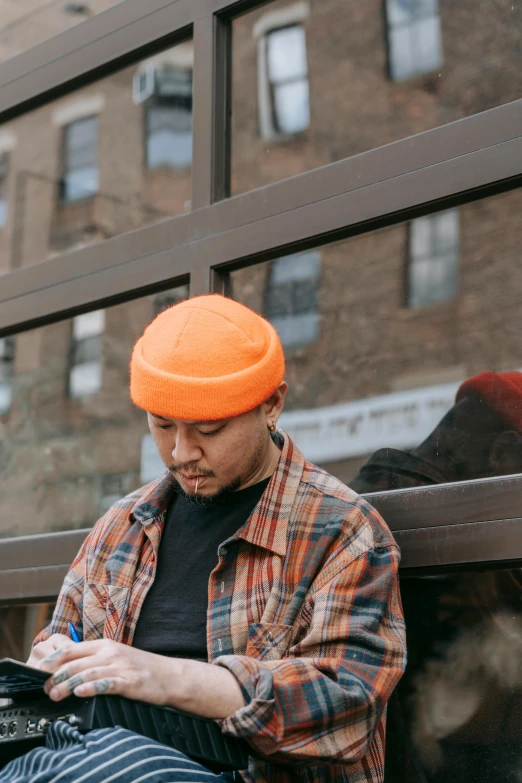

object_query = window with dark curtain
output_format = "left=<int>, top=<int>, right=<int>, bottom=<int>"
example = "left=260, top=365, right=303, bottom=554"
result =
left=0, top=336, right=15, bottom=414
left=60, top=115, right=99, bottom=202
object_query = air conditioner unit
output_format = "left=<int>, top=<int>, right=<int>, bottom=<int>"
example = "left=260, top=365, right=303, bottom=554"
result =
left=132, top=63, right=156, bottom=105
left=133, top=63, right=192, bottom=105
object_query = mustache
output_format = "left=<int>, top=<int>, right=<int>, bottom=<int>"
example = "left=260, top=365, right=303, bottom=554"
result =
left=169, top=463, right=214, bottom=476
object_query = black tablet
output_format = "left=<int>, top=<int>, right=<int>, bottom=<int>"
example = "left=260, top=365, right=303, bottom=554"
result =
left=0, top=659, right=50, bottom=698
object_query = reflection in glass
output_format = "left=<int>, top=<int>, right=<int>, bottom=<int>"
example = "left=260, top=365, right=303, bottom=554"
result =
left=230, top=189, right=522, bottom=488
left=388, top=567, right=522, bottom=782
left=0, top=284, right=188, bottom=537
left=0, top=40, right=193, bottom=277
left=231, top=0, right=522, bottom=195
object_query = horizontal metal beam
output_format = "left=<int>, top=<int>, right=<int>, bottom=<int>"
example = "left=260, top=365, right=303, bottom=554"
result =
left=0, top=472, right=520, bottom=601
left=2, top=97, right=521, bottom=308
left=0, top=530, right=88, bottom=572
left=0, top=566, right=70, bottom=603
left=396, top=517, right=522, bottom=570
left=367, top=473, right=522, bottom=531
left=1, top=516, right=521, bottom=601
left=1, top=121, right=522, bottom=336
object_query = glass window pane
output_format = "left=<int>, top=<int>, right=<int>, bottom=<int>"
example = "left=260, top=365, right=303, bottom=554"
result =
left=413, top=16, right=443, bottom=75
left=0, top=285, right=187, bottom=536
left=230, top=189, right=522, bottom=489
left=393, top=566, right=522, bottom=783
left=147, top=128, right=193, bottom=168
left=62, top=166, right=99, bottom=201
left=73, top=310, right=105, bottom=340
left=232, top=0, right=520, bottom=195
left=267, top=25, right=308, bottom=82
left=271, top=251, right=321, bottom=284
left=386, top=0, right=413, bottom=27
left=69, top=359, right=102, bottom=398
left=273, top=80, right=310, bottom=135
left=0, top=39, right=193, bottom=277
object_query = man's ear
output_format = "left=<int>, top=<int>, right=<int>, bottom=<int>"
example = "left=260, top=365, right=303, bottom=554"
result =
left=263, top=382, right=288, bottom=425
left=489, top=430, right=522, bottom=475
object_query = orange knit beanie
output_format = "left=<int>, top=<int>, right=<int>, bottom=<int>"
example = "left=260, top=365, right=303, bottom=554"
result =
left=130, top=294, right=285, bottom=420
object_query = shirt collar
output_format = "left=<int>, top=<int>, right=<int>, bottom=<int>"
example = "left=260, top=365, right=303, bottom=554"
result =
left=236, top=430, right=305, bottom=557
left=130, top=470, right=177, bottom=525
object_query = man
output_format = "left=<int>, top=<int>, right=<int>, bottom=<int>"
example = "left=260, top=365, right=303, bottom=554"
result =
left=350, top=371, right=522, bottom=493
left=4, top=295, right=406, bottom=783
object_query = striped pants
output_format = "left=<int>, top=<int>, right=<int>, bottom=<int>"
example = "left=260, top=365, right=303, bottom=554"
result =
left=0, top=722, right=230, bottom=783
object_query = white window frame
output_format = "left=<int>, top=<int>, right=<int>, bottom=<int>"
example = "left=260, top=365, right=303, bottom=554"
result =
left=265, top=249, right=321, bottom=349
left=69, top=310, right=105, bottom=399
left=407, top=209, right=459, bottom=309
left=254, top=1, right=310, bottom=141
left=386, top=0, right=443, bottom=82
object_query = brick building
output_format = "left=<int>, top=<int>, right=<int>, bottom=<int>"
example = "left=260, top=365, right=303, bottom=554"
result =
left=0, top=0, right=521, bottom=544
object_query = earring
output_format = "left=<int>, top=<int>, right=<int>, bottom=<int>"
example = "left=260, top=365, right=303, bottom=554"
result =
left=269, top=420, right=277, bottom=432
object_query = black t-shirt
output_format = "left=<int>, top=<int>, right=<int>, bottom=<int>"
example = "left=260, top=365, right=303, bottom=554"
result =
left=132, top=477, right=270, bottom=660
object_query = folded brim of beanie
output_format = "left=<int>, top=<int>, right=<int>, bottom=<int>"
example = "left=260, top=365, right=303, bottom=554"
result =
left=130, top=325, right=285, bottom=421
left=456, top=371, right=522, bottom=433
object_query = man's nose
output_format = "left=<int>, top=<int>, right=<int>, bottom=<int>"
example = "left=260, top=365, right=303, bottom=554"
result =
left=171, top=432, right=203, bottom=464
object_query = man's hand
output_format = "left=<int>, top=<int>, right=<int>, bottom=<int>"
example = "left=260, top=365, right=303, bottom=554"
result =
left=27, top=633, right=72, bottom=669
left=39, top=639, right=175, bottom=706
left=38, top=639, right=245, bottom=719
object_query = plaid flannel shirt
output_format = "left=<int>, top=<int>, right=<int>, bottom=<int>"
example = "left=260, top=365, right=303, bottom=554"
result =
left=36, top=431, right=406, bottom=783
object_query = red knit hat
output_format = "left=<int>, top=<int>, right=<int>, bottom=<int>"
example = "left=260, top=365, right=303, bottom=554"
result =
left=130, top=294, right=285, bottom=420
left=456, top=371, right=522, bottom=433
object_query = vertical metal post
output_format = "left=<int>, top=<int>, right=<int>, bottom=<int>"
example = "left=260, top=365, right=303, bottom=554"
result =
left=191, top=12, right=231, bottom=210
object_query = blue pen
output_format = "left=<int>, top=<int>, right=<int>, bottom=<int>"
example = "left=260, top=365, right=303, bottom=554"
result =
left=68, top=621, right=81, bottom=643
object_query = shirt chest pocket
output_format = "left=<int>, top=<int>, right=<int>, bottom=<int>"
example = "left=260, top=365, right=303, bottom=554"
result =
left=245, top=622, right=294, bottom=661
left=82, top=583, right=131, bottom=641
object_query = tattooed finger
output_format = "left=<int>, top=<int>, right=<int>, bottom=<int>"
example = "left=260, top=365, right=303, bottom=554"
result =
left=67, top=674, right=84, bottom=694
left=51, top=669, right=70, bottom=687
left=41, top=648, right=64, bottom=665
left=94, top=679, right=111, bottom=694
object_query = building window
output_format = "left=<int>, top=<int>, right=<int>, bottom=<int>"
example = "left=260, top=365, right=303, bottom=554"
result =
left=60, top=115, right=99, bottom=202
left=69, top=310, right=105, bottom=398
left=265, top=250, right=320, bottom=348
left=0, top=154, right=8, bottom=227
left=407, top=209, right=459, bottom=308
left=0, top=336, right=14, bottom=414
left=258, top=23, right=310, bottom=139
left=386, top=0, right=443, bottom=82
left=144, top=67, right=193, bottom=169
